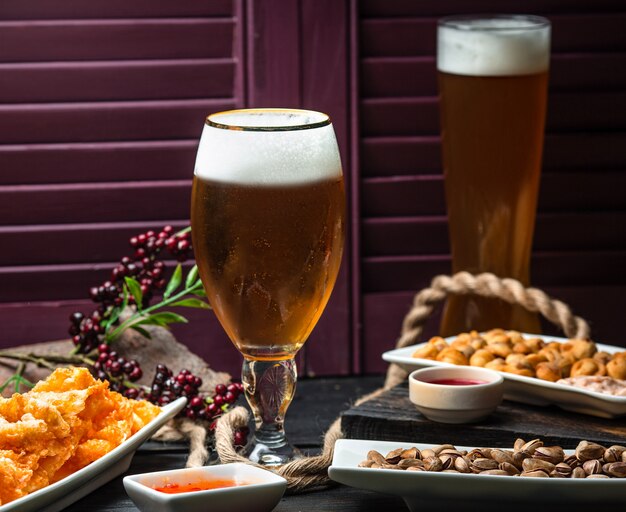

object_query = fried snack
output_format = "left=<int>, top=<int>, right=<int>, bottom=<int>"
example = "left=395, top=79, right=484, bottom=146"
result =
left=0, top=367, right=160, bottom=505
left=570, top=358, right=607, bottom=377
left=607, top=354, right=626, bottom=380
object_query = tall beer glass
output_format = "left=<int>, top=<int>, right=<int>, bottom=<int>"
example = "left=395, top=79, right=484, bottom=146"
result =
left=191, top=109, right=345, bottom=465
left=437, top=15, right=550, bottom=336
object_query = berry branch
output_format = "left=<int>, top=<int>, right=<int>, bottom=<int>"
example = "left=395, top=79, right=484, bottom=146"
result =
left=0, top=225, right=248, bottom=447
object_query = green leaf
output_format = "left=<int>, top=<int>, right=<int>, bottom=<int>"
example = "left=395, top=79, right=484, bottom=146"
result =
left=130, top=325, right=152, bottom=339
left=189, top=287, right=207, bottom=298
left=185, top=265, right=199, bottom=288
left=141, top=311, right=189, bottom=327
left=169, top=298, right=211, bottom=309
left=164, top=264, right=183, bottom=299
left=124, top=277, right=143, bottom=311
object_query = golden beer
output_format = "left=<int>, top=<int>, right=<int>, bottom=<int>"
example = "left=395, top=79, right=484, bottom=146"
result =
left=190, top=108, right=345, bottom=465
left=191, top=176, right=345, bottom=360
left=437, top=16, right=550, bottom=335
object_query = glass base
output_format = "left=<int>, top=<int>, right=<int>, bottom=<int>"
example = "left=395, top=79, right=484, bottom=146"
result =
left=242, top=357, right=298, bottom=467
left=246, top=439, right=300, bottom=466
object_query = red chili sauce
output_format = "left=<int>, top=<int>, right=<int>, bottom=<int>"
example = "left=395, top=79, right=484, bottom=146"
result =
left=153, top=478, right=247, bottom=494
left=427, top=378, right=487, bottom=386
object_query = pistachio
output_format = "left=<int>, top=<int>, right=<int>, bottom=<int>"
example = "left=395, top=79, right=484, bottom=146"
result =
left=423, top=456, right=443, bottom=472
left=522, top=458, right=556, bottom=473
left=564, top=454, right=580, bottom=468
left=582, top=459, right=602, bottom=475
left=521, top=469, right=550, bottom=478
left=367, top=450, right=385, bottom=464
left=552, top=462, right=573, bottom=478
left=439, top=448, right=463, bottom=458
left=586, top=474, right=610, bottom=479
left=454, top=456, right=471, bottom=473
left=602, top=462, right=626, bottom=478
left=571, top=467, right=587, bottom=478
left=575, top=441, right=605, bottom=462
left=533, top=446, right=564, bottom=465
left=406, top=466, right=425, bottom=471
left=479, top=469, right=509, bottom=476
left=439, top=454, right=455, bottom=470
left=382, top=463, right=402, bottom=470
left=442, top=469, right=460, bottom=473
left=420, top=449, right=436, bottom=459
left=471, top=458, right=499, bottom=473
left=521, top=439, right=543, bottom=455
left=499, top=462, right=520, bottom=475
left=401, top=447, right=420, bottom=460
left=358, top=460, right=374, bottom=468
left=384, top=448, right=404, bottom=464
left=370, top=463, right=382, bottom=469
left=432, top=444, right=456, bottom=455
left=398, top=458, right=424, bottom=469
left=604, top=446, right=626, bottom=463
left=623, top=451, right=626, bottom=463
left=513, top=450, right=530, bottom=469
left=490, top=449, right=515, bottom=465
left=467, top=448, right=488, bottom=461
left=514, top=438, right=526, bottom=451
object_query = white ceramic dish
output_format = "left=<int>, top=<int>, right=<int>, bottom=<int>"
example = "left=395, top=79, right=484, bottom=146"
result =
left=0, top=396, right=187, bottom=512
left=329, top=439, right=626, bottom=512
left=123, top=463, right=287, bottom=512
left=408, top=366, right=503, bottom=423
left=383, top=334, right=626, bottom=418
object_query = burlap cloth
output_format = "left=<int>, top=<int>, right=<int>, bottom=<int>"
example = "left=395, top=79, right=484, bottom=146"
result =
left=156, top=271, right=591, bottom=492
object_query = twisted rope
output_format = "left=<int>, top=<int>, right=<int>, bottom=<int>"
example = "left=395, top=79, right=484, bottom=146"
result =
left=206, top=272, right=589, bottom=491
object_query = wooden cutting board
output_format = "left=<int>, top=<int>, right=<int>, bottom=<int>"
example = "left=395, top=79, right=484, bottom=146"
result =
left=340, top=381, right=626, bottom=448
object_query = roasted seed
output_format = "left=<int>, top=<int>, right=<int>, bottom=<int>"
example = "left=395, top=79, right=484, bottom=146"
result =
left=401, top=447, right=420, bottom=460
left=367, top=450, right=385, bottom=464
left=499, top=462, right=520, bottom=475
left=454, top=456, right=471, bottom=473
left=420, top=449, right=436, bottom=459
left=604, top=446, right=626, bottom=463
left=553, top=462, right=573, bottom=478
left=439, top=454, right=455, bottom=470
left=358, top=460, right=374, bottom=468
left=521, top=439, right=543, bottom=455
left=398, top=458, right=424, bottom=469
left=479, top=469, right=510, bottom=476
left=522, top=458, right=555, bottom=473
left=571, top=467, right=587, bottom=478
left=490, top=449, right=515, bottom=465
left=575, top=441, right=605, bottom=462
left=587, top=474, right=610, bottom=479
left=471, top=458, right=499, bottom=473
left=582, top=459, right=602, bottom=475
left=603, top=462, right=626, bottom=478
left=514, top=438, right=526, bottom=451
left=423, top=456, right=443, bottom=472
left=521, top=469, right=550, bottom=478
left=385, top=448, right=404, bottom=464
left=432, top=444, right=456, bottom=455
left=533, top=446, right=565, bottom=465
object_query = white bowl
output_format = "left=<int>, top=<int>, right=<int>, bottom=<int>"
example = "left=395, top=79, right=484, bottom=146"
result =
left=408, top=366, right=504, bottom=423
left=123, top=463, right=287, bottom=512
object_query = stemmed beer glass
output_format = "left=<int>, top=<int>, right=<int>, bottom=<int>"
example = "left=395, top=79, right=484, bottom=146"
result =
left=191, top=109, right=345, bottom=465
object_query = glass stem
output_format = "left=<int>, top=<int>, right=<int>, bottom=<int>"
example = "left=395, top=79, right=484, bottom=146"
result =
left=242, top=357, right=297, bottom=465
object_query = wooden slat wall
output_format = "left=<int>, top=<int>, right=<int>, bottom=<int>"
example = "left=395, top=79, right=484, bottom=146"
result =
left=358, top=0, right=626, bottom=373
left=0, top=0, right=244, bottom=373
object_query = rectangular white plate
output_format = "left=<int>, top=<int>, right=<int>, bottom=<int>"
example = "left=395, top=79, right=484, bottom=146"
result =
left=382, top=334, right=626, bottom=418
left=0, top=396, right=187, bottom=512
left=329, top=439, right=626, bottom=512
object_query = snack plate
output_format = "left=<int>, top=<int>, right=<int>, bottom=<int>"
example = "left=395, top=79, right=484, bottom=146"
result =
left=329, top=439, right=626, bottom=512
left=0, top=397, right=187, bottom=512
left=382, top=334, right=626, bottom=418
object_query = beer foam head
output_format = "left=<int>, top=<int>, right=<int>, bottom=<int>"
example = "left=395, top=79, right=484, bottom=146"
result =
left=194, top=109, right=342, bottom=185
left=437, top=15, right=550, bottom=76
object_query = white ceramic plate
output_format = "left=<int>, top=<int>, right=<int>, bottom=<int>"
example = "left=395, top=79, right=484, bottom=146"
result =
left=382, top=334, right=626, bottom=418
left=0, top=397, right=187, bottom=512
left=329, top=439, right=626, bottom=512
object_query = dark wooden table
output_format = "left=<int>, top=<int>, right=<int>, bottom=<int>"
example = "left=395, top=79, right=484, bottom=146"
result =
left=64, top=376, right=407, bottom=512
left=63, top=376, right=623, bottom=512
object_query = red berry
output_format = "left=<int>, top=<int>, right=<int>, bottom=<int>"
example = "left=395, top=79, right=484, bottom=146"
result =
left=224, top=391, right=236, bottom=403
left=190, top=396, right=204, bottom=409
left=215, top=384, right=227, bottom=395
left=213, top=395, right=225, bottom=407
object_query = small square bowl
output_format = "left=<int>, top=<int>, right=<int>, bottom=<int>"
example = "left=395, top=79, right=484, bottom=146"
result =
left=123, top=463, right=287, bottom=512
left=409, top=366, right=504, bottom=424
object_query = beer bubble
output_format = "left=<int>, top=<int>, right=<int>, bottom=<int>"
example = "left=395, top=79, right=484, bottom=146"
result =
left=194, top=109, right=342, bottom=186
left=438, top=16, right=550, bottom=77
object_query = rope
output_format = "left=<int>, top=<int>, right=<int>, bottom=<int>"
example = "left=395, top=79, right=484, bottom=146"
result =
left=207, top=272, right=589, bottom=491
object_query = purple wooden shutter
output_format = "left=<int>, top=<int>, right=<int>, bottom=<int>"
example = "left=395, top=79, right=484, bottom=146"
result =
left=0, top=0, right=248, bottom=373
left=358, top=0, right=626, bottom=373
